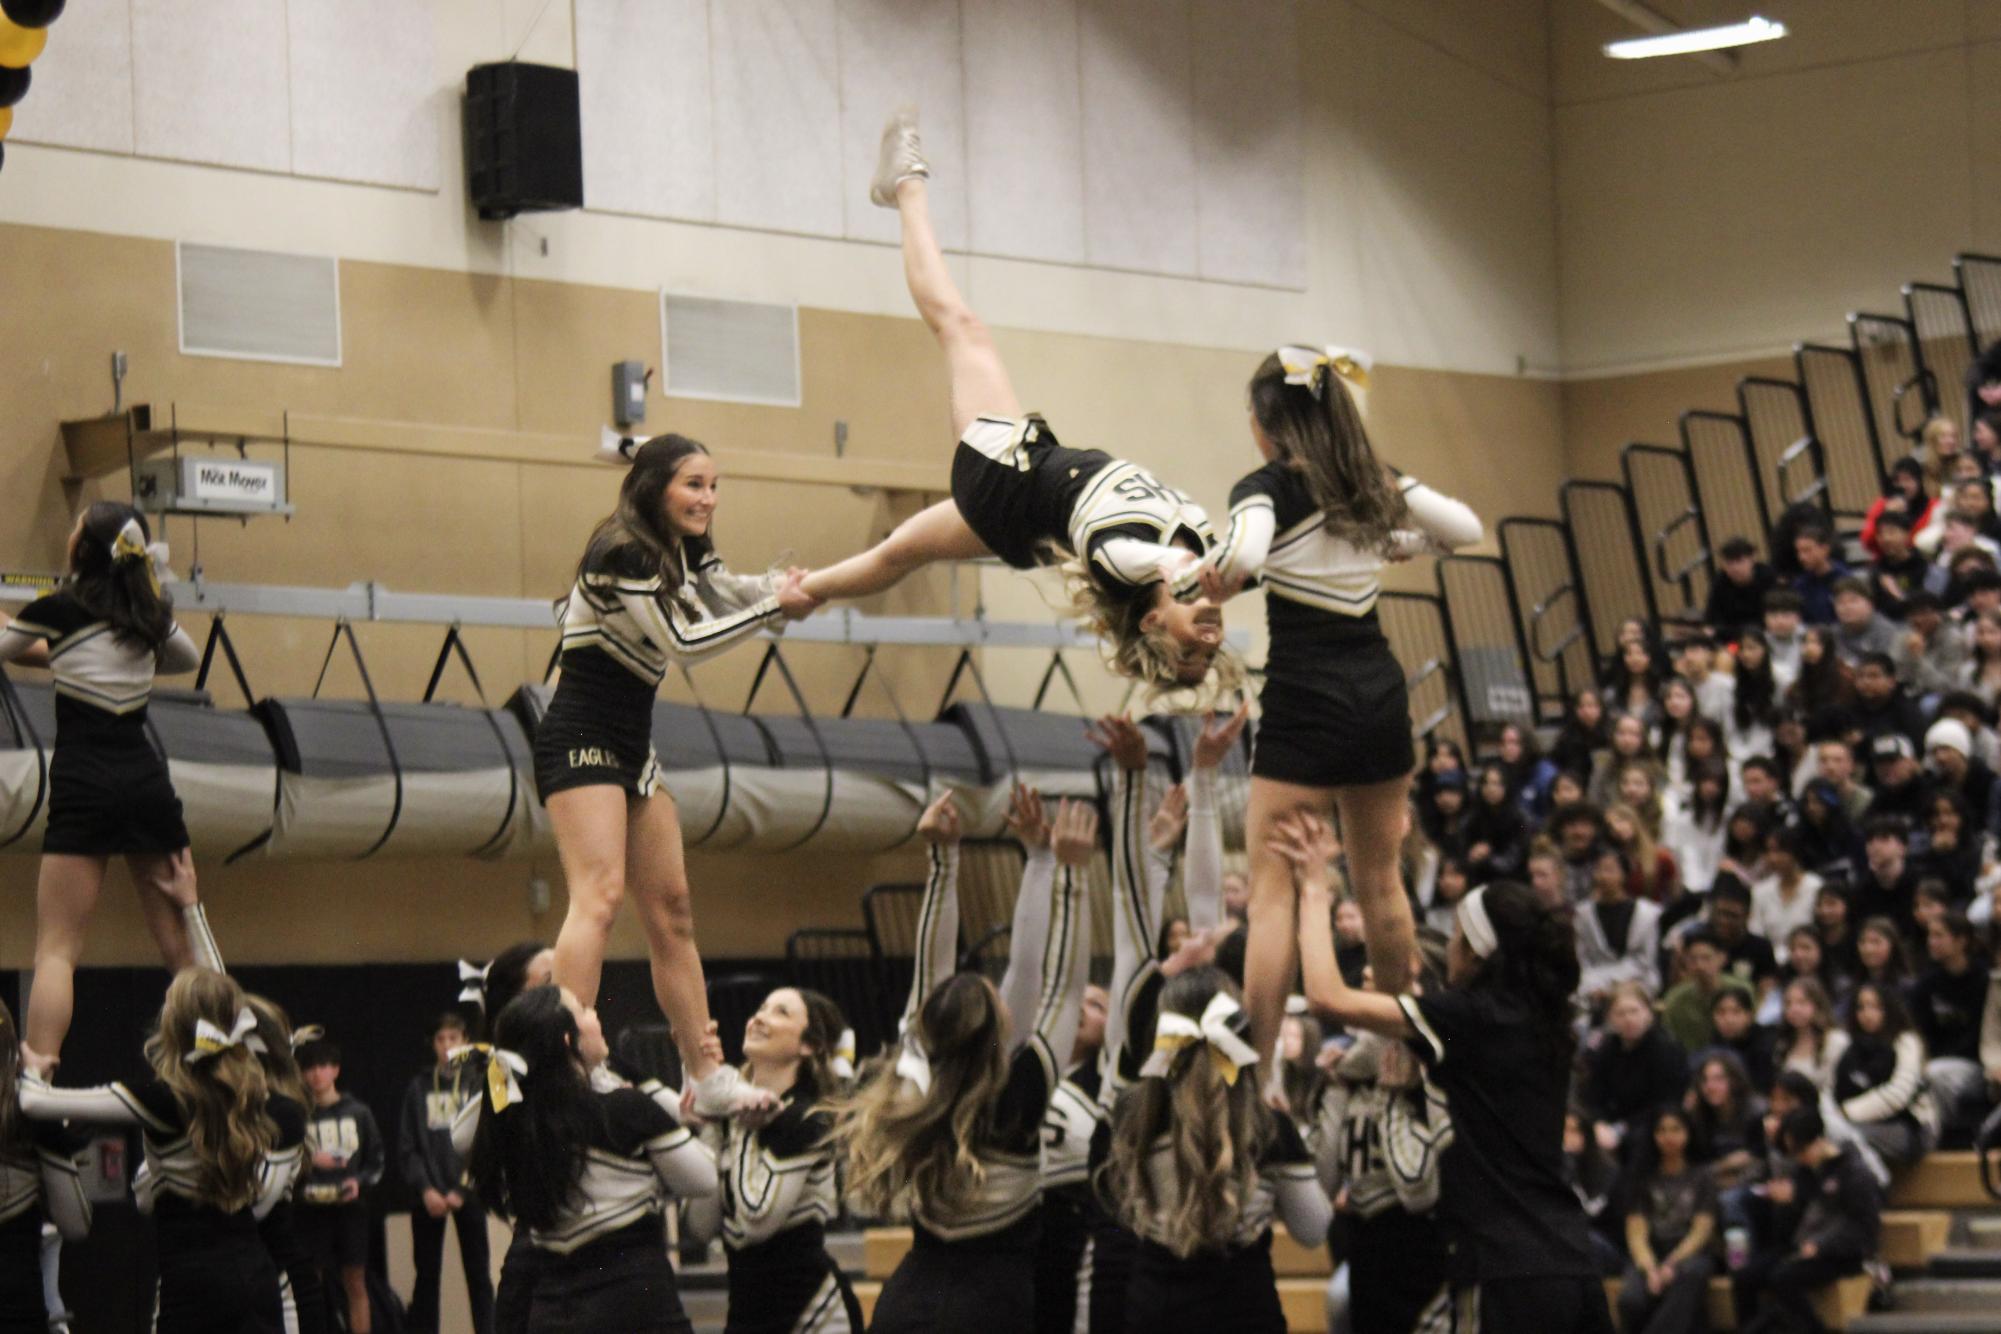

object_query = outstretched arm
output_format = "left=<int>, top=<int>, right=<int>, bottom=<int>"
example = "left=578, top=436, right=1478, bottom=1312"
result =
left=997, top=785, right=1057, bottom=1051
left=1389, top=477, right=1483, bottom=557
left=904, top=792, right=964, bottom=1031
left=1284, top=814, right=1410, bottom=1039
left=156, top=624, right=201, bottom=675
left=0, top=613, right=51, bottom=669
left=615, top=583, right=784, bottom=667
left=1092, top=714, right=1162, bottom=1101
left=1010, top=803, right=1095, bottom=1072
left=1184, top=705, right=1249, bottom=930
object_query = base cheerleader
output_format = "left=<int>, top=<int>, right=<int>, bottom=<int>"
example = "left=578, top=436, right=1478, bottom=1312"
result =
left=1198, top=347, right=1481, bottom=1051
left=241, top=998, right=324, bottom=1334
left=798, top=110, right=1230, bottom=694
left=20, top=968, right=284, bottom=1333
left=0, top=502, right=224, bottom=1064
left=829, top=790, right=1092, bottom=1333
left=1288, top=816, right=1612, bottom=1332
left=537, top=436, right=814, bottom=1118
left=466, top=985, right=719, bottom=1334
left=0, top=999, right=89, bottom=1334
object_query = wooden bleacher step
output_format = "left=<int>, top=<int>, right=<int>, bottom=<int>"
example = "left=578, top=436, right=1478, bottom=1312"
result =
left=1609, top=1274, right=1871, bottom=1331
left=1879, top=1210, right=1953, bottom=1271
left=1887, top=1153, right=1987, bottom=1210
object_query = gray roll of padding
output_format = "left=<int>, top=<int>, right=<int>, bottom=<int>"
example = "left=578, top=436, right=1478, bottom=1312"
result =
left=147, top=686, right=280, bottom=862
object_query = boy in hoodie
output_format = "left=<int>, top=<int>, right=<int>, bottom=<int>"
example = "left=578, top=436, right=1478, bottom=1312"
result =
left=1734, top=1107, right=1883, bottom=1334
left=399, top=1012, right=493, bottom=1334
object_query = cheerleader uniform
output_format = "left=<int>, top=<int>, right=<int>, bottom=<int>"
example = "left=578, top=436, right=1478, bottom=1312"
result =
left=705, top=1074, right=854, bottom=1334
left=0, top=1124, right=89, bottom=1333
left=1121, top=1116, right=1326, bottom=1334
left=20, top=1073, right=284, bottom=1333
left=514, top=1087, right=715, bottom=1334
left=533, top=542, right=784, bottom=801
left=0, top=590, right=199, bottom=854
left=951, top=415, right=1217, bottom=594
left=1035, top=1060, right=1106, bottom=1334
left=868, top=835, right=1089, bottom=1334
left=1209, top=464, right=1481, bottom=787
left=1315, top=1034, right=1454, bottom=1334
left=254, top=1098, right=323, bottom=1334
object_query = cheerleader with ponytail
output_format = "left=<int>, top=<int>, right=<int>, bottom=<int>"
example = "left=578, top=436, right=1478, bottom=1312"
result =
left=1, top=502, right=223, bottom=1066
left=0, top=997, right=89, bottom=1334
left=20, top=968, right=283, bottom=1333
left=241, top=998, right=322, bottom=1334
left=1288, top=811, right=1612, bottom=1332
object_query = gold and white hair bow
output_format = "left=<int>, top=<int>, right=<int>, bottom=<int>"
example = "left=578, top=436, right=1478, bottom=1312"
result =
left=893, top=1036, right=932, bottom=1096
left=187, top=1006, right=258, bottom=1065
left=832, top=1027, right=857, bottom=1082
left=458, top=959, right=492, bottom=1007
left=110, top=518, right=163, bottom=595
left=291, top=1024, right=325, bottom=1051
left=1276, top=344, right=1372, bottom=398
left=487, top=1047, right=529, bottom=1112
left=1139, top=992, right=1262, bottom=1086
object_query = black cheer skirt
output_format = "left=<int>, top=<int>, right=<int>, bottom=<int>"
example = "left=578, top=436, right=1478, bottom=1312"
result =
left=0, top=1212, right=46, bottom=1334
left=867, top=1218, right=1039, bottom=1334
left=725, top=1222, right=857, bottom=1333
left=1122, top=1232, right=1284, bottom=1334
left=533, top=648, right=661, bottom=801
left=1252, top=626, right=1415, bottom=788
left=529, top=1219, right=689, bottom=1334
left=153, top=1207, right=283, bottom=1334
left=43, top=703, right=189, bottom=857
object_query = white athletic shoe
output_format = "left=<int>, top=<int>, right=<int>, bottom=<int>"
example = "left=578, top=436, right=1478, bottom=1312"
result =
left=868, top=105, right=930, bottom=208
left=689, top=1063, right=778, bottom=1119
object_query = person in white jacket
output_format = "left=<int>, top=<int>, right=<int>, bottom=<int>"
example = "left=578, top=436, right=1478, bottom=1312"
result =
left=1576, top=845, right=1663, bottom=1008
left=1750, top=826, right=1824, bottom=964
left=1832, top=983, right=1939, bottom=1167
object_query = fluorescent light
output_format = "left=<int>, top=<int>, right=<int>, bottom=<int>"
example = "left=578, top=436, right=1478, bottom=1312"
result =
left=1604, top=15, right=1787, bottom=59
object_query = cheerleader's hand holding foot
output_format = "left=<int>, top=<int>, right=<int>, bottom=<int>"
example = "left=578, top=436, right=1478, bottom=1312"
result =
left=775, top=568, right=820, bottom=621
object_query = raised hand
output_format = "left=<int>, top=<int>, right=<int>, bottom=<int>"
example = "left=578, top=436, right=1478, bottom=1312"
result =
left=1270, top=811, right=1340, bottom=889
left=1197, top=560, right=1246, bottom=605
left=1005, top=784, right=1051, bottom=852
left=1148, top=783, right=1189, bottom=853
left=1191, top=702, right=1251, bottom=770
left=1051, top=799, right=1100, bottom=867
left=775, top=567, right=821, bottom=621
left=1084, top=714, right=1149, bottom=773
left=917, top=790, right=962, bottom=846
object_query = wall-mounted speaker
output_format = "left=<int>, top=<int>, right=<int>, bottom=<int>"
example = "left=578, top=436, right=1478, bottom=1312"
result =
left=464, top=61, right=582, bottom=222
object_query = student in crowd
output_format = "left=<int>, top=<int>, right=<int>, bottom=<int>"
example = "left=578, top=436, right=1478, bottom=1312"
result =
left=1870, top=511, right=1948, bottom=620
left=1834, top=983, right=1937, bottom=1168
left=1552, top=689, right=1611, bottom=782
left=1776, top=978, right=1850, bottom=1094
left=1687, top=1052, right=1766, bottom=1189
left=1786, top=627, right=1854, bottom=728
left=1863, top=735, right=1934, bottom=829
left=399, top=1012, right=492, bottom=1334
left=1730, top=631, right=1781, bottom=759
left=1912, top=910, right=1993, bottom=1140
left=1791, top=525, right=1850, bottom=626
left=1765, top=590, right=1809, bottom=693
left=1582, top=983, right=1688, bottom=1159
left=1604, top=640, right=1667, bottom=724
left=1562, top=1108, right=1627, bottom=1279
left=1962, top=609, right=2001, bottom=706
left=1854, top=917, right=1916, bottom=1002
left=296, top=1034, right=385, bottom=1334
left=1661, top=929, right=1755, bottom=1055
left=1852, top=822, right=1923, bottom=936
left=1862, top=457, right=1936, bottom=560
left=1706, top=875, right=1781, bottom=1000
left=1752, top=827, right=1823, bottom=963
left=1576, top=847, right=1663, bottom=1008
left=1462, top=763, right=1530, bottom=883
left=1605, top=801, right=1678, bottom=904
left=1773, top=925, right=1843, bottom=1022
left=1495, top=722, right=1558, bottom=817
left=1616, top=1106, right=1717, bottom=1334
left=1896, top=592, right=1967, bottom=695
left=1831, top=578, right=1898, bottom=667
left=1706, top=536, right=1778, bottom=637
left=1708, top=988, right=1776, bottom=1091
left=1733, top=1108, right=1883, bottom=1334
left=1914, top=793, right=1984, bottom=891
left=1663, top=760, right=1730, bottom=899
left=1924, top=722, right=1995, bottom=826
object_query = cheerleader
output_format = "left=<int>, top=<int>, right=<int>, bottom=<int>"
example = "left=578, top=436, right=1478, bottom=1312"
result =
left=683, top=985, right=858, bottom=1333
left=20, top=968, right=284, bottom=1333
left=828, top=790, right=1093, bottom=1334
left=1197, top=347, right=1481, bottom=1056
left=798, top=110, right=1231, bottom=694
left=465, top=985, right=718, bottom=1334
left=0, top=999, right=89, bottom=1334
left=538, top=437, right=815, bottom=1118
left=0, top=501, right=224, bottom=1062
left=1102, top=965, right=1330, bottom=1334
left=1288, top=815, right=1613, bottom=1332
left=241, top=998, right=323, bottom=1334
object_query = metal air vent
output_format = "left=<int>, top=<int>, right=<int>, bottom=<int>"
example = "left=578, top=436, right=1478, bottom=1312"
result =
left=177, top=242, right=342, bottom=367
left=660, top=292, right=800, bottom=407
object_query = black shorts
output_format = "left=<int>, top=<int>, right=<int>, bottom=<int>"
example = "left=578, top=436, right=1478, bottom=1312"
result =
left=295, top=1201, right=370, bottom=1269
left=43, top=738, right=189, bottom=857
left=533, top=649, right=660, bottom=802
left=1252, top=638, right=1416, bottom=788
left=950, top=416, right=1111, bottom=571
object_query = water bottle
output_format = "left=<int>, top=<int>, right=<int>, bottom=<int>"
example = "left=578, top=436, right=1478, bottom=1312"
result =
left=1724, top=1226, right=1750, bottom=1272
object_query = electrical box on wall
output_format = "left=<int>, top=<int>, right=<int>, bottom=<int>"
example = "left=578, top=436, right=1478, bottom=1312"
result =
left=133, top=455, right=294, bottom=518
left=612, top=360, right=647, bottom=427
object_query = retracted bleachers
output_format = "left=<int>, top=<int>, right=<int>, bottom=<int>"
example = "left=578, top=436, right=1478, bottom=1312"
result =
left=1906, top=280, right=1979, bottom=432
left=1738, top=376, right=1825, bottom=518
left=1797, top=341, right=1886, bottom=521
left=1621, top=442, right=1711, bottom=624
left=1681, top=410, right=1773, bottom=561
left=1562, top=479, right=1653, bottom=654
left=1438, top=555, right=1536, bottom=734
left=1499, top=517, right=1595, bottom=723
left=1959, top=253, right=2001, bottom=346
left=1851, top=311, right=1931, bottom=460
left=1378, top=591, right=1469, bottom=756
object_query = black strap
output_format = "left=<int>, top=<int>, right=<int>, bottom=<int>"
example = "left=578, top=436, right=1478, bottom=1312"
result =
left=313, top=620, right=405, bottom=861
left=939, top=648, right=1018, bottom=784
left=0, top=667, right=48, bottom=850
left=425, top=625, right=521, bottom=859
left=195, top=614, right=256, bottom=706
left=826, top=1247, right=866, bottom=1333
left=1031, top=651, right=1088, bottom=713
left=743, top=644, right=835, bottom=852
left=841, top=647, right=934, bottom=846
left=677, top=665, right=734, bottom=848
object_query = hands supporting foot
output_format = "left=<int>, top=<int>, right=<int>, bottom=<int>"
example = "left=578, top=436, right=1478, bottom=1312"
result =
left=775, top=567, right=821, bottom=621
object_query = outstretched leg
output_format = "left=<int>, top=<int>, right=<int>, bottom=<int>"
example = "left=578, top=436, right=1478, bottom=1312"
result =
left=25, top=854, right=110, bottom=1060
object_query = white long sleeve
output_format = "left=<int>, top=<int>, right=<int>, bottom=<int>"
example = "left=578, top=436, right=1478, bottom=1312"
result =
left=998, top=845, right=1058, bottom=1053
left=616, top=587, right=780, bottom=668
left=1840, top=1031, right=1930, bottom=1125
left=1184, top=766, right=1223, bottom=930
left=0, top=624, right=40, bottom=664
left=155, top=624, right=200, bottom=675
left=1270, top=1167, right=1332, bottom=1247
left=1093, top=539, right=1204, bottom=600
left=904, top=844, right=962, bottom=1031
left=1210, top=500, right=1277, bottom=587
left=643, top=1127, right=718, bottom=1200
left=1101, top=766, right=1164, bottom=1106
left=1398, top=478, right=1482, bottom=551
left=17, top=1075, right=150, bottom=1128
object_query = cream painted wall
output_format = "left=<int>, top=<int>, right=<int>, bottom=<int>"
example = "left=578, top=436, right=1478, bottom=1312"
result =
left=1552, top=0, right=2001, bottom=374
left=0, top=0, right=1560, bottom=378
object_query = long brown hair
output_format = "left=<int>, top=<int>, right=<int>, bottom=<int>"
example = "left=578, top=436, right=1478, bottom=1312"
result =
left=1248, top=351, right=1407, bottom=550
left=69, top=500, right=174, bottom=648
left=828, top=972, right=1013, bottom=1220
left=577, top=434, right=715, bottom=614
left=0, top=997, right=23, bottom=1157
left=1103, top=967, right=1274, bottom=1258
left=147, top=969, right=278, bottom=1213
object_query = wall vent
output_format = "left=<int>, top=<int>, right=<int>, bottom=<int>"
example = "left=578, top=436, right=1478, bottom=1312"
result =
left=660, top=293, right=800, bottom=407
left=177, top=242, right=342, bottom=367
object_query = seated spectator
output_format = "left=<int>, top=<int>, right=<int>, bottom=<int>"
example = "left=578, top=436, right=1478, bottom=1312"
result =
left=1400, top=801, right=1441, bottom=918
left=1675, top=718, right=1731, bottom=802
left=1578, top=845, right=1663, bottom=1006
left=1653, top=677, right=1698, bottom=781
left=1933, top=509, right=2001, bottom=573
left=1553, top=802, right=1608, bottom=902
left=1791, top=524, right=1850, bottom=626
left=1852, top=820, right=1922, bottom=934
left=1526, top=839, right=1568, bottom=912
left=1795, top=783, right=1863, bottom=885
left=1919, top=415, right=1963, bottom=489
left=1607, top=802, right=1678, bottom=904
left=1732, top=1107, right=1884, bottom=1334
left=1831, top=578, right=1898, bottom=667
left=1854, top=915, right=1917, bottom=1005
left=1913, top=880, right=1955, bottom=940
left=1752, top=826, right=1824, bottom=963
left=1552, top=768, right=1590, bottom=809
left=1814, top=886, right=1862, bottom=990
left=1708, top=873, right=1781, bottom=999
left=1863, top=736, right=1933, bottom=830
left=1861, top=460, right=1938, bottom=566
left=1461, top=762, right=1529, bottom=882
left=1606, top=637, right=1667, bottom=724
left=1706, top=991, right=1776, bottom=1095
left=1894, top=592, right=1967, bottom=697
left=1776, top=977, right=1850, bottom=1094
left=1785, top=627, right=1855, bottom=728
left=1913, top=910, right=1992, bottom=1139
left=1765, top=590, right=1808, bottom=693
left=1662, top=928, right=1756, bottom=1054
left=1584, top=981, right=1689, bottom=1158
left=1663, top=760, right=1729, bottom=898
left=1774, top=926, right=1841, bottom=1017
left=1936, top=690, right=2001, bottom=771
left=1738, top=755, right=1796, bottom=828
left=1834, top=982, right=1937, bottom=1167
left=1963, top=609, right=2001, bottom=708
left=1925, top=720, right=1995, bottom=825
left=1552, top=687, right=1610, bottom=781
left=1944, top=553, right=2001, bottom=616
left=1592, top=714, right=1663, bottom=808
left=1724, top=803, right=1777, bottom=883
left=1914, top=793, right=1983, bottom=895
left=1851, top=655, right=1928, bottom=756
left=1678, top=636, right=1735, bottom=723
left=1494, top=721, right=1557, bottom=817
left=1707, top=536, right=1778, bottom=639
left=1617, top=1106, right=1717, bottom=1334
left=1421, top=853, right=1471, bottom=937
left=1428, top=767, right=1470, bottom=858
left=1952, top=475, right=2001, bottom=543
left=1564, top=1107, right=1628, bottom=1277
left=1414, top=737, right=1466, bottom=841
left=1798, top=736, right=1870, bottom=818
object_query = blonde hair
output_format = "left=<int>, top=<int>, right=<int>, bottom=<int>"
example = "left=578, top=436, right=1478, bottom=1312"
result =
left=828, top=973, right=1013, bottom=1221
left=1102, top=968, right=1273, bottom=1258
left=1604, top=799, right=1661, bottom=869
left=147, top=969, right=277, bottom=1213
left=1922, top=415, right=1960, bottom=486
left=242, top=993, right=310, bottom=1108
left=1044, top=545, right=1245, bottom=707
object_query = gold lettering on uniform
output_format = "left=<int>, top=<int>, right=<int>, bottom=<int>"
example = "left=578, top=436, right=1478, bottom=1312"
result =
left=568, top=747, right=615, bottom=768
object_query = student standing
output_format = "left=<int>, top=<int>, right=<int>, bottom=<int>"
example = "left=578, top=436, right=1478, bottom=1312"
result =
left=400, top=1013, right=493, bottom=1334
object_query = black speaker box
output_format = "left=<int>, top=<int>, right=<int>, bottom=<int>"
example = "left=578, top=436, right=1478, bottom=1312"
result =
left=464, top=61, right=583, bottom=221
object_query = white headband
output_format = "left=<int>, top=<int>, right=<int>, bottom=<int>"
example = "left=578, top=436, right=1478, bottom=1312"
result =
left=894, top=1035, right=932, bottom=1095
left=1457, top=885, right=1498, bottom=960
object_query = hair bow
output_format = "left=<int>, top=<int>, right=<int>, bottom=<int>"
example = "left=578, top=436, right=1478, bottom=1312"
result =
left=109, top=518, right=162, bottom=596
left=893, top=1036, right=932, bottom=1096
left=187, top=1006, right=259, bottom=1065
left=1276, top=344, right=1372, bottom=399
left=487, top=1047, right=529, bottom=1112
left=458, top=959, right=492, bottom=1007
left=831, top=1027, right=857, bottom=1081
left=290, top=1024, right=325, bottom=1051
left=1139, top=992, right=1262, bottom=1086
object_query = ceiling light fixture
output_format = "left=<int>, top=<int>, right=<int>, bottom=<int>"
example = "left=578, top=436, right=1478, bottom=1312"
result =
left=1604, top=15, right=1787, bottom=60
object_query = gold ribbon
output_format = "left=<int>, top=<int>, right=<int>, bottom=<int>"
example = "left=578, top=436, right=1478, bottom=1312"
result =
left=1139, top=992, right=1262, bottom=1086
left=109, top=518, right=162, bottom=596
left=1276, top=344, right=1372, bottom=398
